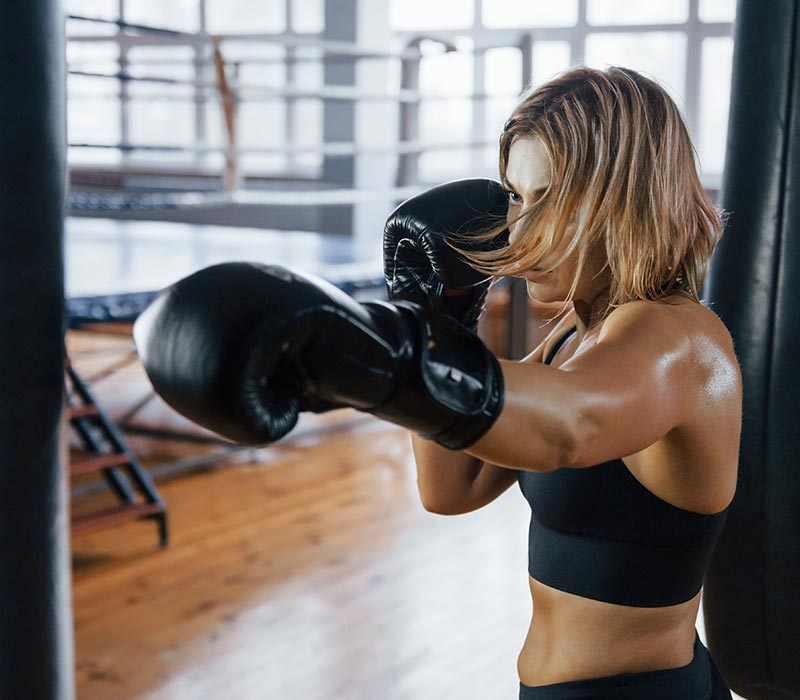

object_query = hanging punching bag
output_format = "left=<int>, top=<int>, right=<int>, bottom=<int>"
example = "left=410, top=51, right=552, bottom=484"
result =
left=703, top=1, right=800, bottom=699
left=0, top=1, right=74, bottom=699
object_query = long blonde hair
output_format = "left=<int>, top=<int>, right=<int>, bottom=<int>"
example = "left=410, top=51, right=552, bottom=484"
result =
left=455, top=65, right=727, bottom=316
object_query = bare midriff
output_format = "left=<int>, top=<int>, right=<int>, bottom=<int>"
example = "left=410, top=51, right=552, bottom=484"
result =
left=518, top=575, right=702, bottom=687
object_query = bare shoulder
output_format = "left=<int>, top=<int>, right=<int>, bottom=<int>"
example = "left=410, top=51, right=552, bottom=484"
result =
left=590, top=296, right=741, bottom=511
left=601, top=296, right=737, bottom=360
left=598, top=295, right=742, bottom=413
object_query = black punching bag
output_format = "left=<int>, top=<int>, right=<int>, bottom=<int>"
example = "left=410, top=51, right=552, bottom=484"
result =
left=703, top=1, right=800, bottom=699
left=0, top=1, right=74, bottom=699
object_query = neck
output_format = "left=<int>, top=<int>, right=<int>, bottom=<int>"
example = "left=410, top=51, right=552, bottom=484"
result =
left=571, top=285, right=611, bottom=341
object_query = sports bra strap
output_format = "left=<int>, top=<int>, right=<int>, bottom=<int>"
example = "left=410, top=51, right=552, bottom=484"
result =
left=544, top=326, right=578, bottom=366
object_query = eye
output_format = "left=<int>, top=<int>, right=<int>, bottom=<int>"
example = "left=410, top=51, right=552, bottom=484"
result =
left=505, top=189, right=522, bottom=205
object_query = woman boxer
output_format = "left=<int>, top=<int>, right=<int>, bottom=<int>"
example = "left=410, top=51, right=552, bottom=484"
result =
left=395, top=66, right=740, bottom=699
left=134, top=65, right=740, bottom=699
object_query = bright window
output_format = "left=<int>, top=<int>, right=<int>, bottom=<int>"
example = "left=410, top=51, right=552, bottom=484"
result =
left=125, top=0, right=200, bottom=31
left=587, top=0, right=688, bottom=26
left=291, top=0, right=324, bottom=33
left=698, top=37, right=734, bottom=174
left=205, top=0, right=286, bottom=34
left=64, top=0, right=735, bottom=185
left=532, top=42, right=571, bottom=87
left=585, top=33, right=688, bottom=110
left=699, top=0, right=736, bottom=23
left=483, top=0, right=577, bottom=28
left=390, top=0, right=474, bottom=30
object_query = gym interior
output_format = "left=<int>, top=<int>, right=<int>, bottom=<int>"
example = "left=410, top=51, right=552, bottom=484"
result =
left=2, top=1, right=797, bottom=698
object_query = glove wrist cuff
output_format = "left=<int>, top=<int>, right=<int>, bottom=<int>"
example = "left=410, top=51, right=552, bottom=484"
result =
left=364, top=301, right=504, bottom=450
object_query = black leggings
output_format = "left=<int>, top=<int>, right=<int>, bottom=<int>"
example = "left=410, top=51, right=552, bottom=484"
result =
left=519, top=631, right=733, bottom=699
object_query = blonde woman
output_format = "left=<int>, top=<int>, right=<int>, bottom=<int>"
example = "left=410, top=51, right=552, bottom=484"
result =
left=400, top=66, right=740, bottom=699
left=135, top=66, right=740, bottom=699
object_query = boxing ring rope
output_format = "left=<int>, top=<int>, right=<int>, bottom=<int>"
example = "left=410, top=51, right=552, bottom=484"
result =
left=67, top=20, right=470, bottom=193
left=65, top=12, right=730, bottom=351
left=60, top=17, right=546, bottom=365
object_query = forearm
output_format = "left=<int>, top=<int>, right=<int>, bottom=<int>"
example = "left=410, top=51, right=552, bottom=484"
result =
left=411, top=434, right=485, bottom=513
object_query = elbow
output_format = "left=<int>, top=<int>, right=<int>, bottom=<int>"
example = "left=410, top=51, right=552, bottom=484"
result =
left=417, top=486, right=473, bottom=516
left=421, top=501, right=470, bottom=516
left=418, top=494, right=466, bottom=516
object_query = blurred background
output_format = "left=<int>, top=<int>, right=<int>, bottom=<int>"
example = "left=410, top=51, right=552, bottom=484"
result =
left=63, top=2, right=740, bottom=699
left=66, top=0, right=733, bottom=229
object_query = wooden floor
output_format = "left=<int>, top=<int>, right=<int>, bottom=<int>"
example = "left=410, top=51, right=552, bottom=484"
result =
left=68, top=330, right=533, bottom=700
left=67, top=327, right=741, bottom=700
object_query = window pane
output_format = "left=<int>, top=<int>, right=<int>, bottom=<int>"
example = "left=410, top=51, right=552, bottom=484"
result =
left=127, top=46, right=195, bottom=81
left=390, top=0, right=474, bottom=30
left=484, top=97, right=515, bottom=168
left=125, top=0, right=200, bottom=32
left=532, top=42, right=572, bottom=87
left=419, top=99, right=472, bottom=181
left=484, top=48, right=524, bottom=167
left=239, top=102, right=288, bottom=171
left=585, top=32, right=687, bottom=109
left=291, top=98, right=324, bottom=170
left=128, top=44, right=195, bottom=153
left=483, top=0, right=577, bottom=28
left=486, top=48, right=522, bottom=96
left=419, top=52, right=473, bottom=97
left=420, top=150, right=474, bottom=183
left=699, top=0, right=736, bottom=23
left=129, top=97, right=196, bottom=147
left=67, top=40, right=120, bottom=151
left=292, top=0, right=324, bottom=33
left=293, top=48, right=323, bottom=89
left=239, top=104, right=286, bottom=148
left=206, top=0, right=285, bottom=33
left=68, top=73, right=119, bottom=100
left=698, top=37, right=733, bottom=174
left=420, top=99, right=472, bottom=141
left=588, top=0, right=688, bottom=25
left=66, top=0, right=118, bottom=19
left=68, top=89, right=120, bottom=145
left=67, top=40, right=119, bottom=73
left=235, top=46, right=286, bottom=88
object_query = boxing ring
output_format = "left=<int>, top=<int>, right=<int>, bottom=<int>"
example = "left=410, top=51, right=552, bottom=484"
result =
left=63, top=7, right=735, bottom=516
left=66, top=216, right=386, bottom=327
left=65, top=216, right=390, bottom=493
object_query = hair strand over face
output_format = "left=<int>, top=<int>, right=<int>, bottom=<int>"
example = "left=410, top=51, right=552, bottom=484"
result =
left=450, top=65, right=727, bottom=317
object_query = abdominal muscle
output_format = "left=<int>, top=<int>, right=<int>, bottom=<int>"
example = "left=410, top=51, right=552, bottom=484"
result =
left=518, top=576, right=701, bottom=687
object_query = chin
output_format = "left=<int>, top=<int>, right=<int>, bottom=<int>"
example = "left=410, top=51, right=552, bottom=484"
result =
left=525, top=279, right=564, bottom=304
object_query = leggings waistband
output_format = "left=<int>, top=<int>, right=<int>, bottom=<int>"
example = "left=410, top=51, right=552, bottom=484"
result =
left=519, top=632, right=715, bottom=700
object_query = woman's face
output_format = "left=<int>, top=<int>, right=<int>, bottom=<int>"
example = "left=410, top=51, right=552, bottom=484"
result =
left=504, top=136, right=607, bottom=304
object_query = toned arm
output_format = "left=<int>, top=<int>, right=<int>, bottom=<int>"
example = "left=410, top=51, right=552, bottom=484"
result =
left=465, top=301, right=722, bottom=472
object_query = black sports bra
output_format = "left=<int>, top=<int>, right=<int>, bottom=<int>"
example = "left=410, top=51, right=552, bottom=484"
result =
left=517, top=326, right=729, bottom=607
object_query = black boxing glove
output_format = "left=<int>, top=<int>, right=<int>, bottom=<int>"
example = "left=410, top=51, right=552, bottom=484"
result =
left=383, top=178, right=509, bottom=332
left=133, top=262, right=504, bottom=449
